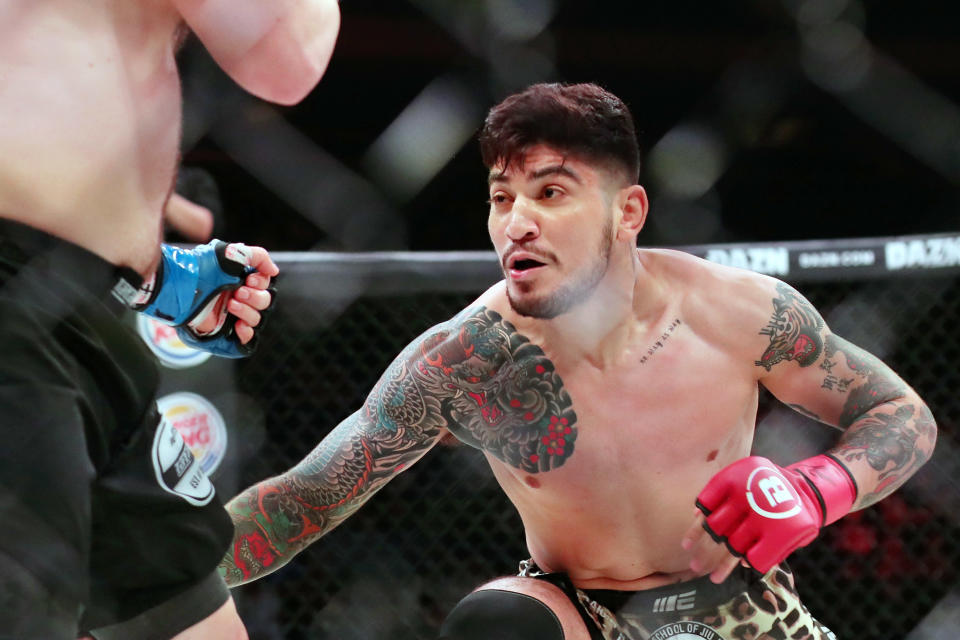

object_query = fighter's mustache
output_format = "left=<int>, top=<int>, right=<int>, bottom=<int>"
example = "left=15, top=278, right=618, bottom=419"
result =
left=502, top=246, right=555, bottom=271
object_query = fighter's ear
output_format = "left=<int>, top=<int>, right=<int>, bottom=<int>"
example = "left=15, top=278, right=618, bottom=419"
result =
left=616, top=184, right=648, bottom=241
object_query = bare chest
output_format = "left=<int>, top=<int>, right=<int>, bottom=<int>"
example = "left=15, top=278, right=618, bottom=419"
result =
left=440, top=314, right=758, bottom=482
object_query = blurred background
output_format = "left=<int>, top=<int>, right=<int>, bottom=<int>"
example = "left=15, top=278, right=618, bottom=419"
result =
left=174, top=0, right=960, bottom=251
left=158, top=1, right=960, bottom=639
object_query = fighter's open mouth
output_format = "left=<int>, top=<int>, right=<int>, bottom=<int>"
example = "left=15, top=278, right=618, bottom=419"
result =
left=511, top=259, right=545, bottom=271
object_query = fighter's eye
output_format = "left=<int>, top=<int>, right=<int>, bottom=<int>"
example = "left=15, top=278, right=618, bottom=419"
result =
left=543, top=187, right=559, bottom=198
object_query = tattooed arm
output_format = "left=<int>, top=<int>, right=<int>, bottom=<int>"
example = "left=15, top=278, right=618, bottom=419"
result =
left=755, top=281, right=937, bottom=511
left=683, top=275, right=936, bottom=582
left=219, top=326, right=453, bottom=587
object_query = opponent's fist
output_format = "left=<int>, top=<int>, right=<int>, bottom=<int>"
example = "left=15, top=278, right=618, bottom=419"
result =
left=690, top=455, right=856, bottom=577
left=119, top=240, right=278, bottom=358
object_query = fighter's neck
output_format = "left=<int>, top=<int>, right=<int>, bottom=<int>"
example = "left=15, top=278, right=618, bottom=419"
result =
left=523, top=250, right=668, bottom=369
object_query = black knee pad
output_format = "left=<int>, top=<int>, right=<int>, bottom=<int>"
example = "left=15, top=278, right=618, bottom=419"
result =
left=438, top=588, right=565, bottom=640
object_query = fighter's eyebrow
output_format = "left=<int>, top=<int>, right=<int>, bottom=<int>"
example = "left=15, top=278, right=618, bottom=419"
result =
left=488, top=164, right=582, bottom=185
left=529, top=165, right=582, bottom=183
left=488, top=170, right=506, bottom=185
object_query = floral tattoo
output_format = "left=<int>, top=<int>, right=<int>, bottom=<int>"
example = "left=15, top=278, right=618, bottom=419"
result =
left=416, top=307, right=577, bottom=472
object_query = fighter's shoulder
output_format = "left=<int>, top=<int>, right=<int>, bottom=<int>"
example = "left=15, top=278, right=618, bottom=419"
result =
left=645, top=247, right=782, bottom=301
left=400, top=287, right=515, bottom=364
left=645, top=248, right=790, bottom=341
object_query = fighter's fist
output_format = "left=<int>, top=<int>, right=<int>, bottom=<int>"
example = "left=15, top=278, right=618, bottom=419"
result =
left=187, top=242, right=278, bottom=348
left=683, top=455, right=856, bottom=581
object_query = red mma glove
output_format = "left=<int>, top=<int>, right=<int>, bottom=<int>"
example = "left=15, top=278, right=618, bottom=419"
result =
left=695, top=455, right=857, bottom=573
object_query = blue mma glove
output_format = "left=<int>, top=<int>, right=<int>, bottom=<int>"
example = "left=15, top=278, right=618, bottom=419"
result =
left=116, top=240, right=274, bottom=358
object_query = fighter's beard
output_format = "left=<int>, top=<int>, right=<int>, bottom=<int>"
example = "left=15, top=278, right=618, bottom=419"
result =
left=507, top=221, right=613, bottom=319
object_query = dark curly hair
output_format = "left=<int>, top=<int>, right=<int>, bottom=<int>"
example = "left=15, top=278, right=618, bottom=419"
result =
left=479, top=82, right=640, bottom=184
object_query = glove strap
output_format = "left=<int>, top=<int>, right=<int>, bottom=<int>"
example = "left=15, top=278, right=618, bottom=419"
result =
left=111, top=265, right=158, bottom=308
left=130, top=244, right=200, bottom=323
left=787, top=454, right=857, bottom=527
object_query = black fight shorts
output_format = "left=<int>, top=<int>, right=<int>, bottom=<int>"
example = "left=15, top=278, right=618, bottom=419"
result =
left=0, top=219, right=234, bottom=639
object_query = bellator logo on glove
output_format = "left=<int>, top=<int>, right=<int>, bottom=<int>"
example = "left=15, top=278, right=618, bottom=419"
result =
left=695, top=455, right=857, bottom=574
left=745, top=465, right=805, bottom=519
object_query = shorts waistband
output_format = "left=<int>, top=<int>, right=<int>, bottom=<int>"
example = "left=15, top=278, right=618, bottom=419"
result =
left=0, top=218, right=135, bottom=312
left=583, top=566, right=764, bottom=616
left=523, top=558, right=766, bottom=617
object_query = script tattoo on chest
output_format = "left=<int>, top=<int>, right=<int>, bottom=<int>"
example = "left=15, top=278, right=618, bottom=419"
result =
left=640, top=318, right=682, bottom=364
left=756, top=282, right=825, bottom=370
left=416, top=307, right=577, bottom=473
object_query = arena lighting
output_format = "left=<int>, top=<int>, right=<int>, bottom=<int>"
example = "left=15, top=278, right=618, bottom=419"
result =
left=209, top=96, right=408, bottom=251
left=643, top=75, right=763, bottom=246
left=647, top=124, right=729, bottom=201
left=806, top=43, right=960, bottom=184
left=789, top=0, right=960, bottom=184
left=643, top=59, right=795, bottom=247
left=363, top=75, right=486, bottom=203
left=486, top=39, right=559, bottom=93
left=362, top=0, right=560, bottom=206
left=484, top=0, right=557, bottom=41
left=408, top=0, right=558, bottom=55
left=647, top=193, right=724, bottom=245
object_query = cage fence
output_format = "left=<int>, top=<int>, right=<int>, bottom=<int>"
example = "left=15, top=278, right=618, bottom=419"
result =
left=151, top=232, right=960, bottom=640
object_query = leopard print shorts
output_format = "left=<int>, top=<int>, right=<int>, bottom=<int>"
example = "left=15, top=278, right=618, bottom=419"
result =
left=522, top=561, right=837, bottom=640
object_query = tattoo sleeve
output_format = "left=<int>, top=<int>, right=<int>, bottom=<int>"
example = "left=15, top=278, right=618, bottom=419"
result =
left=219, top=306, right=578, bottom=586
left=219, top=333, right=450, bottom=586
left=823, top=334, right=937, bottom=509
left=756, top=283, right=937, bottom=512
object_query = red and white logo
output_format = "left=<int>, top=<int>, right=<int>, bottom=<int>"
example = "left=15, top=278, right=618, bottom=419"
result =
left=745, top=466, right=802, bottom=519
left=156, top=392, right=228, bottom=477
left=151, top=412, right=215, bottom=507
left=137, top=315, right=212, bottom=369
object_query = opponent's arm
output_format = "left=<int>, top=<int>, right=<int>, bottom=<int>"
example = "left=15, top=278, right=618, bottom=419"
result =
left=219, top=328, right=453, bottom=587
left=173, top=0, right=340, bottom=105
left=684, top=279, right=936, bottom=581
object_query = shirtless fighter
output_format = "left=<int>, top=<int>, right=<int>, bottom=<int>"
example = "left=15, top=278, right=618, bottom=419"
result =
left=218, top=83, right=936, bottom=639
left=0, top=2, right=338, bottom=639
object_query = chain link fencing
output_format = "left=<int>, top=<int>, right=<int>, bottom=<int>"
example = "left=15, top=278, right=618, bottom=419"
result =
left=155, top=236, right=960, bottom=640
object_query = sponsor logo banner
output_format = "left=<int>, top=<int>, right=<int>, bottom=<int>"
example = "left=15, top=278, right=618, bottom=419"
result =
left=137, top=315, right=212, bottom=369
left=157, top=392, right=228, bottom=477
left=885, top=236, right=960, bottom=270
left=704, top=247, right=789, bottom=276
left=796, top=249, right=876, bottom=269
left=693, top=233, right=960, bottom=280
left=151, top=412, right=216, bottom=506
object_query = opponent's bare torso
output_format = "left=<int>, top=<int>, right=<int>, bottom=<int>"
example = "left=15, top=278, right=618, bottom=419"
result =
left=0, top=0, right=183, bottom=274
left=434, top=253, right=762, bottom=590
